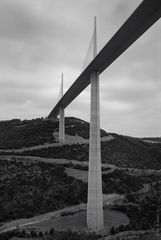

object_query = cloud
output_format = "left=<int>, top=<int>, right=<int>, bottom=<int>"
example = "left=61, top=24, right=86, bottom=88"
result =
left=0, top=0, right=87, bottom=71
left=0, top=0, right=160, bottom=137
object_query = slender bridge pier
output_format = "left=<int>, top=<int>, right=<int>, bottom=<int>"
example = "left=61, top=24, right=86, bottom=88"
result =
left=59, top=73, right=65, bottom=143
left=87, top=17, right=104, bottom=231
left=48, top=0, right=161, bottom=232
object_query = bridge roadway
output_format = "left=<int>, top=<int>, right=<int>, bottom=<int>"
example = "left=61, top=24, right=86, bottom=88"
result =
left=48, top=0, right=161, bottom=118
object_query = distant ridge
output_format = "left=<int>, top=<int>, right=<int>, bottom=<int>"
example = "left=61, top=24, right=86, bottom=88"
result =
left=0, top=117, right=161, bottom=169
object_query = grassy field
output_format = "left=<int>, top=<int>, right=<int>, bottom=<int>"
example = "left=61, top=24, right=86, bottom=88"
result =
left=27, top=209, right=129, bottom=233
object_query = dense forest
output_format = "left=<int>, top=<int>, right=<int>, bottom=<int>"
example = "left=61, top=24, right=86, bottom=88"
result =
left=0, top=159, right=87, bottom=223
left=0, top=228, right=99, bottom=240
left=1, top=117, right=161, bottom=239
left=6, top=137, right=161, bottom=169
left=0, top=118, right=57, bottom=149
left=0, top=158, right=146, bottom=223
left=1, top=117, right=161, bottom=169
left=112, top=186, right=161, bottom=232
left=0, top=117, right=107, bottom=149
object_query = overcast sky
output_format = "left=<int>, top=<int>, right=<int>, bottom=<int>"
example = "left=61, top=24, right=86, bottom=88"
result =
left=0, top=0, right=161, bottom=137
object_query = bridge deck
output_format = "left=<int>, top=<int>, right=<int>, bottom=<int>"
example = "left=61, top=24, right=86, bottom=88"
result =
left=48, top=0, right=161, bottom=118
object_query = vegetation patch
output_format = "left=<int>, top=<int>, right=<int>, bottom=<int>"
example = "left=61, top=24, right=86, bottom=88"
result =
left=112, top=182, right=161, bottom=232
left=0, top=228, right=99, bottom=240
left=102, top=169, right=144, bottom=194
left=0, top=158, right=87, bottom=223
left=0, top=118, right=58, bottom=149
left=1, top=118, right=161, bottom=169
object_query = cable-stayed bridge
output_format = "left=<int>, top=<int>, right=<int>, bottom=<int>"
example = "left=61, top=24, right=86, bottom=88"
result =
left=48, top=0, right=161, bottom=119
left=48, top=0, right=161, bottom=232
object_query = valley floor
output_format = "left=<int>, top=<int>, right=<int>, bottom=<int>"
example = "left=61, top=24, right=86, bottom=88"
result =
left=0, top=154, right=127, bottom=235
left=1, top=131, right=161, bottom=239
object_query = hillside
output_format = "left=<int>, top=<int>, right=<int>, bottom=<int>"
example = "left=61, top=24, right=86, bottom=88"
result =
left=0, top=158, right=87, bottom=223
left=0, top=156, right=147, bottom=224
left=101, top=134, right=161, bottom=169
left=1, top=117, right=161, bottom=239
left=0, top=117, right=161, bottom=169
left=0, top=118, right=57, bottom=149
left=142, top=137, right=161, bottom=143
left=0, top=117, right=107, bottom=149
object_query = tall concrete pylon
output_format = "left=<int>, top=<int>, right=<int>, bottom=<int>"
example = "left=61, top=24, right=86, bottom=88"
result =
left=87, top=17, right=104, bottom=231
left=59, top=73, right=65, bottom=143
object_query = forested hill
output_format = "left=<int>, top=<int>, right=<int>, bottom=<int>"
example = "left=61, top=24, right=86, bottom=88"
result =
left=0, top=117, right=161, bottom=169
left=0, top=117, right=107, bottom=149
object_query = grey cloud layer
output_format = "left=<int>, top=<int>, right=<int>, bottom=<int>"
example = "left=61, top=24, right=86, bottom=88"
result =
left=0, top=0, right=160, bottom=137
